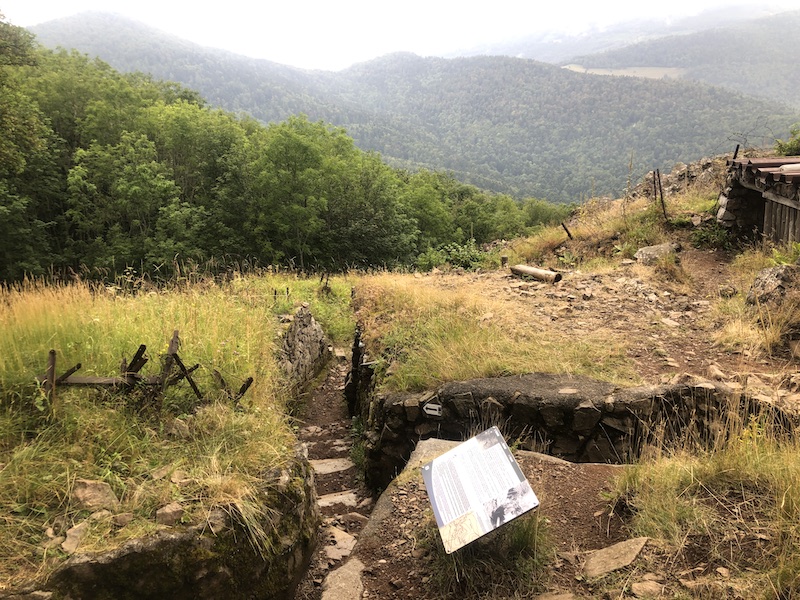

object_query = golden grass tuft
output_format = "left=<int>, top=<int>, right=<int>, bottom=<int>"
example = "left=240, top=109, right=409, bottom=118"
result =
left=354, top=273, right=638, bottom=391
left=612, top=409, right=800, bottom=597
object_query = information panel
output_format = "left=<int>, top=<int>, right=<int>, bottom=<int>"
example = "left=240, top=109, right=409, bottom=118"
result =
left=421, top=426, right=539, bottom=553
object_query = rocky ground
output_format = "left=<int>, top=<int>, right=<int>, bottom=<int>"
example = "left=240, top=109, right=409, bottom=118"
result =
left=294, top=233, right=798, bottom=599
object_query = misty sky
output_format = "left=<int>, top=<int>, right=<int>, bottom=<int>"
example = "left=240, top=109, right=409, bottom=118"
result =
left=3, top=0, right=800, bottom=70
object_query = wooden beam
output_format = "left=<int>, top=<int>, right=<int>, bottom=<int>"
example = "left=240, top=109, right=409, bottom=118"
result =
left=56, top=363, right=82, bottom=384
left=173, top=353, right=203, bottom=400
left=764, top=192, right=800, bottom=210
left=235, top=377, right=254, bottom=402
left=127, top=345, right=148, bottom=374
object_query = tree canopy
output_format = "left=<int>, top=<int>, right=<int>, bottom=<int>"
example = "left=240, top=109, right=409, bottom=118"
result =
left=0, top=19, right=571, bottom=282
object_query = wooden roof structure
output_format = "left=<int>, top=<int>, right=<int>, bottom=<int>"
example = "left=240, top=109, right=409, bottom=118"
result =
left=728, top=157, right=800, bottom=200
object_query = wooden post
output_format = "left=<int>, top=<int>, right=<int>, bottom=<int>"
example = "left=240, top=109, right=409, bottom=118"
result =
left=764, top=200, right=773, bottom=241
left=45, top=349, right=56, bottom=408
left=657, top=169, right=667, bottom=222
left=795, top=207, right=800, bottom=243
left=235, top=377, right=254, bottom=402
left=561, top=222, right=573, bottom=240
left=173, top=353, right=203, bottom=400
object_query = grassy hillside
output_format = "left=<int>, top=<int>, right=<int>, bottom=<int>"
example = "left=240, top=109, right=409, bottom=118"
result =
left=29, top=13, right=800, bottom=203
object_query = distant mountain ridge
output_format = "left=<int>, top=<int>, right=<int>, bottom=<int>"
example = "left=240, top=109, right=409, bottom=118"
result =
left=448, top=3, right=776, bottom=64
left=565, top=9, right=800, bottom=109
left=29, top=12, right=800, bottom=202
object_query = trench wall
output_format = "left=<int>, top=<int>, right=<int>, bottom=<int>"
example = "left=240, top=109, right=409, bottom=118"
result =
left=351, top=367, right=794, bottom=491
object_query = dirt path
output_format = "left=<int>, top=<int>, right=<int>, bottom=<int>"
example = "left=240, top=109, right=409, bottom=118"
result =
left=295, top=354, right=372, bottom=600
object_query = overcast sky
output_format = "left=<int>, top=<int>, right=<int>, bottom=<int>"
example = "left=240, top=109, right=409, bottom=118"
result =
left=3, top=0, right=800, bottom=70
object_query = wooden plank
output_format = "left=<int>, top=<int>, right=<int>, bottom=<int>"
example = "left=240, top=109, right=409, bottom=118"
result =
left=764, top=199, right=773, bottom=240
left=235, top=377, right=254, bottom=402
left=764, top=191, right=800, bottom=210
left=173, top=353, right=203, bottom=400
left=127, top=345, right=148, bottom=374
left=796, top=207, right=800, bottom=243
left=60, top=376, right=132, bottom=386
left=166, top=363, right=199, bottom=387
left=56, top=363, right=82, bottom=384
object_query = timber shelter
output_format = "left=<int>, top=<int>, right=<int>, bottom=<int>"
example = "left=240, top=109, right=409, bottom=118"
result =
left=717, top=157, right=800, bottom=243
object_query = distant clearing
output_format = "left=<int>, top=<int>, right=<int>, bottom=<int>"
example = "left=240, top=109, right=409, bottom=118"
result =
left=562, top=64, right=688, bottom=80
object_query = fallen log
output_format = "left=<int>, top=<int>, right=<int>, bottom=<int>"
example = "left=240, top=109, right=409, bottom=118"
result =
left=510, top=264, right=562, bottom=283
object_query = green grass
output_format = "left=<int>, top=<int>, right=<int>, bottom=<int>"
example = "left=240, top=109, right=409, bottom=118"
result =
left=612, top=412, right=800, bottom=598
left=420, top=509, right=552, bottom=599
left=0, top=273, right=354, bottom=587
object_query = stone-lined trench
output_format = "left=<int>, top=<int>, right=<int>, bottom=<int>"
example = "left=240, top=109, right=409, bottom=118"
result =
left=346, top=331, right=797, bottom=492
left=20, top=305, right=797, bottom=600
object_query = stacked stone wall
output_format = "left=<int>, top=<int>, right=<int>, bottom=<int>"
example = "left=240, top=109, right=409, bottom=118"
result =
left=355, top=371, right=794, bottom=491
left=716, top=177, right=764, bottom=230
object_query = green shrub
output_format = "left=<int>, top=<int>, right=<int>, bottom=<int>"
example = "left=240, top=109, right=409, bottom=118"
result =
left=690, top=221, right=733, bottom=250
left=776, top=124, right=800, bottom=156
left=440, top=239, right=486, bottom=270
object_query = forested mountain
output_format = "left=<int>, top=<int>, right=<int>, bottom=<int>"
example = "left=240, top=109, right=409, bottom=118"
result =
left=30, top=13, right=800, bottom=203
left=3, top=17, right=575, bottom=282
left=567, top=10, right=800, bottom=109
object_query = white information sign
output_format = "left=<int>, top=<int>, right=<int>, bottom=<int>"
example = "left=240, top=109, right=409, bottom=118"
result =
left=421, top=426, right=539, bottom=553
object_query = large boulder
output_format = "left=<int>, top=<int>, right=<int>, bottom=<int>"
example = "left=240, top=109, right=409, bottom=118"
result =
left=634, top=242, right=681, bottom=266
left=746, top=264, right=800, bottom=306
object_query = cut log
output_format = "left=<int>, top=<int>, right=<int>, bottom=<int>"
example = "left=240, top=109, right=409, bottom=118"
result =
left=510, top=264, right=562, bottom=283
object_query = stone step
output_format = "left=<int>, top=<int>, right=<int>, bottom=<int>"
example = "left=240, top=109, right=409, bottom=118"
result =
left=310, top=457, right=356, bottom=475
left=318, top=490, right=359, bottom=509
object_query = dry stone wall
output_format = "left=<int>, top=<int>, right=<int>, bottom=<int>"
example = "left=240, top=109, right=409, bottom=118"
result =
left=716, top=177, right=764, bottom=231
left=280, top=303, right=333, bottom=391
left=354, top=371, right=795, bottom=491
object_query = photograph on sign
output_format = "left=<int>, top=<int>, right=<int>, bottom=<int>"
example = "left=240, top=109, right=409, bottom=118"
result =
left=421, top=426, right=539, bottom=553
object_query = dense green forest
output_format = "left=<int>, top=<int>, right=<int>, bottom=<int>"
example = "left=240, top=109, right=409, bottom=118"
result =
left=568, top=10, right=800, bottom=109
left=0, top=17, right=571, bottom=282
left=30, top=13, right=800, bottom=202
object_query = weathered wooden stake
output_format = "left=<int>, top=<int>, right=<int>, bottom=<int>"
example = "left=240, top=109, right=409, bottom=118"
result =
left=561, top=222, right=573, bottom=240
left=656, top=169, right=667, bottom=222
left=45, top=349, right=56, bottom=407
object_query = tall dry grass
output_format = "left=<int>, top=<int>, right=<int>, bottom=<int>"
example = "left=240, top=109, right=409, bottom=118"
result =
left=0, top=273, right=354, bottom=587
left=354, top=273, right=637, bottom=392
left=613, top=404, right=800, bottom=597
